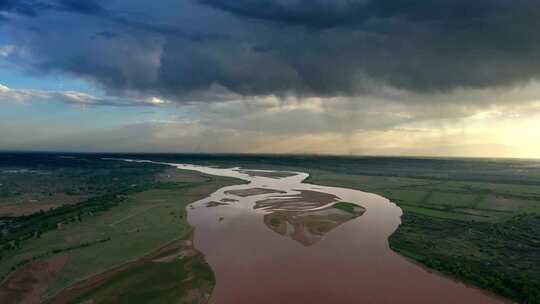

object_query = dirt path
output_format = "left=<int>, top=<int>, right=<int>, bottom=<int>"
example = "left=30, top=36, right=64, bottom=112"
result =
left=108, top=204, right=164, bottom=227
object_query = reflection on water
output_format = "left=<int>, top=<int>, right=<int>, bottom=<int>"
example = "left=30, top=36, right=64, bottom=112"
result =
left=129, top=161, right=509, bottom=304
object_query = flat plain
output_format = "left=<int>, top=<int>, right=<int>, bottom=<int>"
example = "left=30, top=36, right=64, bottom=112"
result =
left=0, top=154, right=242, bottom=303
left=1, top=153, right=539, bottom=303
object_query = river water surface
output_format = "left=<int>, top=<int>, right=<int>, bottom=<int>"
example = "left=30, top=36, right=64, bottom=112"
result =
left=149, top=162, right=508, bottom=304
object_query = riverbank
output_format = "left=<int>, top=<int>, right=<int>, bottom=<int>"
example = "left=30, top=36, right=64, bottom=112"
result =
left=0, top=160, right=244, bottom=303
left=46, top=234, right=213, bottom=304
left=301, top=170, right=538, bottom=304
left=168, top=162, right=505, bottom=304
left=113, top=154, right=538, bottom=303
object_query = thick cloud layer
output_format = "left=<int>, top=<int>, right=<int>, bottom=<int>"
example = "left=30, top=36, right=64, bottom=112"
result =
left=2, top=0, right=540, bottom=101
left=0, top=0, right=105, bottom=16
left=199, top=0, right=502, bottom=28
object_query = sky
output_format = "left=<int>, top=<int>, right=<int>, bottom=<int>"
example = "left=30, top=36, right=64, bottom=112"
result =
left=1, top=0, right=540, bottom=158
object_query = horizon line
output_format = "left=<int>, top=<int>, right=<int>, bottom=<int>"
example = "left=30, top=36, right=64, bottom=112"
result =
left=0, top=149, right=539, bottom=161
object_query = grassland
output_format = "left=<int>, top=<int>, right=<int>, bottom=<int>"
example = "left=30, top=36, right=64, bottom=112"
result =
left=0, top=154, right=243, bottom=303
left=48, top=238, right=215, bottom=304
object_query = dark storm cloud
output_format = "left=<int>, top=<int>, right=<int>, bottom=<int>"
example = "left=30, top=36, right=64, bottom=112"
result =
left=196, top=0, right=540, bottom=92
left=90, top=31, right=120, bottom=40
left=197, top=0, right=372, bottom=28
left=0, top=0, right=48, bottom=16
left=198, top=0, right=520, bottom=28
left=0, top=0, right=104, bottom=16
left=56, top=0, right=104, bottom=15
left=3, top=0, right=540, bottom=101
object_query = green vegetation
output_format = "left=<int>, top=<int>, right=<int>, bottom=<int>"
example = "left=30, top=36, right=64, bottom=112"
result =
left=390, top=213, right=540, bottom=303
left=301, top=169, right=540, bottom=303
left=0, top=154, right=242, bottom=302
left=0, top=154, right=167, bottom=217
left=73, top=254, right=213, bottom=304
left=269, top=217, right=281, bottom=226
left=332, top=202, right=361, bottom=214
left=48, top=188, right=197, bottom=296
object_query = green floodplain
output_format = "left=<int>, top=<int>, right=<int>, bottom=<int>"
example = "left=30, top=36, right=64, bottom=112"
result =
left=0, top=154, right=241, bottom=303
left=0, top=153, right=539, bottom=303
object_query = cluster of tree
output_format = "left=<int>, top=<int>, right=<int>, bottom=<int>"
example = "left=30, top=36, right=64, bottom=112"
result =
left=391, top=212, right=540, bottom=304
left=424, top=256, right=538, bottom=304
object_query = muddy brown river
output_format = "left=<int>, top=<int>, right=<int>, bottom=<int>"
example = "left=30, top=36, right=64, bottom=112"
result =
left=137, top=161, right=508, bottom=304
